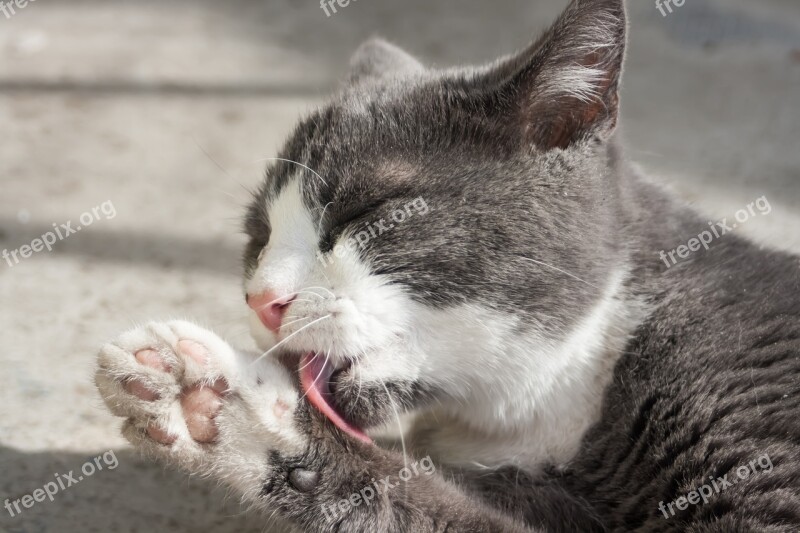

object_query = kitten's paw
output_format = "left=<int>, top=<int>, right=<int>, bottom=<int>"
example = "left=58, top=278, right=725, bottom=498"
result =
left=95, top=321, right=306, bottom=490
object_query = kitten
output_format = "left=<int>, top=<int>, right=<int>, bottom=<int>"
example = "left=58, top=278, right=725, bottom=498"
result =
left=96, top=0, right=800, bottom=531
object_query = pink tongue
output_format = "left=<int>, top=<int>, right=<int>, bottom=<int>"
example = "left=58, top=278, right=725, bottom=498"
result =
left=299, top=353, right=372, bottom=444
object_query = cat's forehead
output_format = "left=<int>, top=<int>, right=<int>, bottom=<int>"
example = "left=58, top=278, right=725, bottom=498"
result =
left=268, top=93, right=429, bottom=208
left=302, top=157, right=420, bottom=216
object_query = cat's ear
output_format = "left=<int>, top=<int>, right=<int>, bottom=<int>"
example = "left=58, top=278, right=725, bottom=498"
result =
left=347, top=38, right=424, bottom=84
left=484, top=0, right=626, bottom=150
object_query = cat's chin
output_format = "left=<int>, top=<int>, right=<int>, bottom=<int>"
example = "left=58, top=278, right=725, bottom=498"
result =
left=299, top=352, right=372, bottom=444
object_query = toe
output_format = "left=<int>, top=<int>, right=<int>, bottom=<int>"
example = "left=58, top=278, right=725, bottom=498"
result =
left=146, top=424, right=176, bottom=444
left=178, top=339, right=209, bottom=368
left=124, top=379, right=160, bottom=401
left=135, top=349, right=171, bottom=372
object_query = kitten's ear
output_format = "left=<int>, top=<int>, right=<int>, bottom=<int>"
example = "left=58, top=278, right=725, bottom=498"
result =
left=485, top=0, right=626, bottom=150
left=347, top=38, right=424, bottom=84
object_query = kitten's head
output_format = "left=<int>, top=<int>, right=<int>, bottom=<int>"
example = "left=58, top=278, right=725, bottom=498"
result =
left=243, top=0, right=627, bottom=441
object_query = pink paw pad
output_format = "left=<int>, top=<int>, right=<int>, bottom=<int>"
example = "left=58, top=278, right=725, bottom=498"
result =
left=135, top=349, right=171, bottom=373
left=124, top=379, right=160, bottom=401
left=146, top=424, right=176, bottom=445
left=126, top=349, right=169, bottom=401
left=177, top=339, right=210, bottom=368
left=180, top=382, right=224, bottom=443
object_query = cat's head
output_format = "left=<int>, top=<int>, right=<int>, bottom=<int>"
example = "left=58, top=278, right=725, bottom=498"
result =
left=243, top=0, right=628, bottom=441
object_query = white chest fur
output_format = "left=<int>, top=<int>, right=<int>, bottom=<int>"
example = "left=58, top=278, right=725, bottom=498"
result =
left=406, top=269, right=641, bottom=470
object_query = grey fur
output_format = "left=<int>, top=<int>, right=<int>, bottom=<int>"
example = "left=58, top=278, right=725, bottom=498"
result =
left=241, top=0, right=800, bottom=531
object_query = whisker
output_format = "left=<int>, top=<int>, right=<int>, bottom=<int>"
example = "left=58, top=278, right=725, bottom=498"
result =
left=316, top=201, right=334, bottom=236
left=300, top=352, right=331, bottom=401
left=255, top=157, right=328, bottom=187
left=302, top=286, right=336, bottom=299
left=379, top=379, right=408, bottom=502
left=518, top=256, right=601, bottom=290
left=297, top=351, right=322, bottom=373
left=192, top=136, right=240, bottom=187
left=251, top=291, right=311, bottom=308
left=281, top=316, right=312, bottom=328
left=354, top=361, right=365, bottom=407
left=318, top=270, right=333, bottom=287
left=251, top=315, right=332, bottom=363
left=295, top=290, right=325, bottom=300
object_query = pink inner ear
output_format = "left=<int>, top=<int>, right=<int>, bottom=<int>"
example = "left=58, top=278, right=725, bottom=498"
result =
left=491, top=0, right=626, bottom=150
left=527, top=49, right=622, bottom=150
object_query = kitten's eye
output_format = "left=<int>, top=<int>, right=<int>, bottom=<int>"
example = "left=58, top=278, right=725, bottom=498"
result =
left=319, top=200, right=389, bottom=252
left=339, top=207, right=371, bottom=226
left=336, top=200, right=386, bottom=228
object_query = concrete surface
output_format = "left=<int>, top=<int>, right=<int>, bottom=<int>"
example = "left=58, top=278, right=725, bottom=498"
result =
left=0, top=1, right=798, bottom=532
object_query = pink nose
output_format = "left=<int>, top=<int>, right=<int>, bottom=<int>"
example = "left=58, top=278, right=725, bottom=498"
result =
left=246, top=291, right=296, bottom=333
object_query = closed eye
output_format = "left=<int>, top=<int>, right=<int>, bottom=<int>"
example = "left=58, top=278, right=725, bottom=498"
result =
left=339, top=197, right=389, bottom=225
left=319, top=200, right=387, bottom=251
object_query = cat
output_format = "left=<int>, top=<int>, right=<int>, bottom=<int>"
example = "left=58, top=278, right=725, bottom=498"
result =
left=95, top=0, right=800, bottom=531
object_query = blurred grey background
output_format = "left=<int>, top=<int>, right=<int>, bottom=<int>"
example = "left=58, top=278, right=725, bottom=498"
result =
left=1, top=0, right=798, bottom=532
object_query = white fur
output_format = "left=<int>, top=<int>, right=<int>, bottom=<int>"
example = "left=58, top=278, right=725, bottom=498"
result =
left=535, top=6, right=620, bottom=105
left=245, top=181, right=320, bottom=348
left=405, top=270, right=641, bottom=468
left=246, top=182, right=318, bottom=298
left=537, top=65, right=608, bottom=104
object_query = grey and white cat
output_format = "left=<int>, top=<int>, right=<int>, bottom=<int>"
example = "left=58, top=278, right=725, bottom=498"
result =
left=95, top=0, right=800, bottom=531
